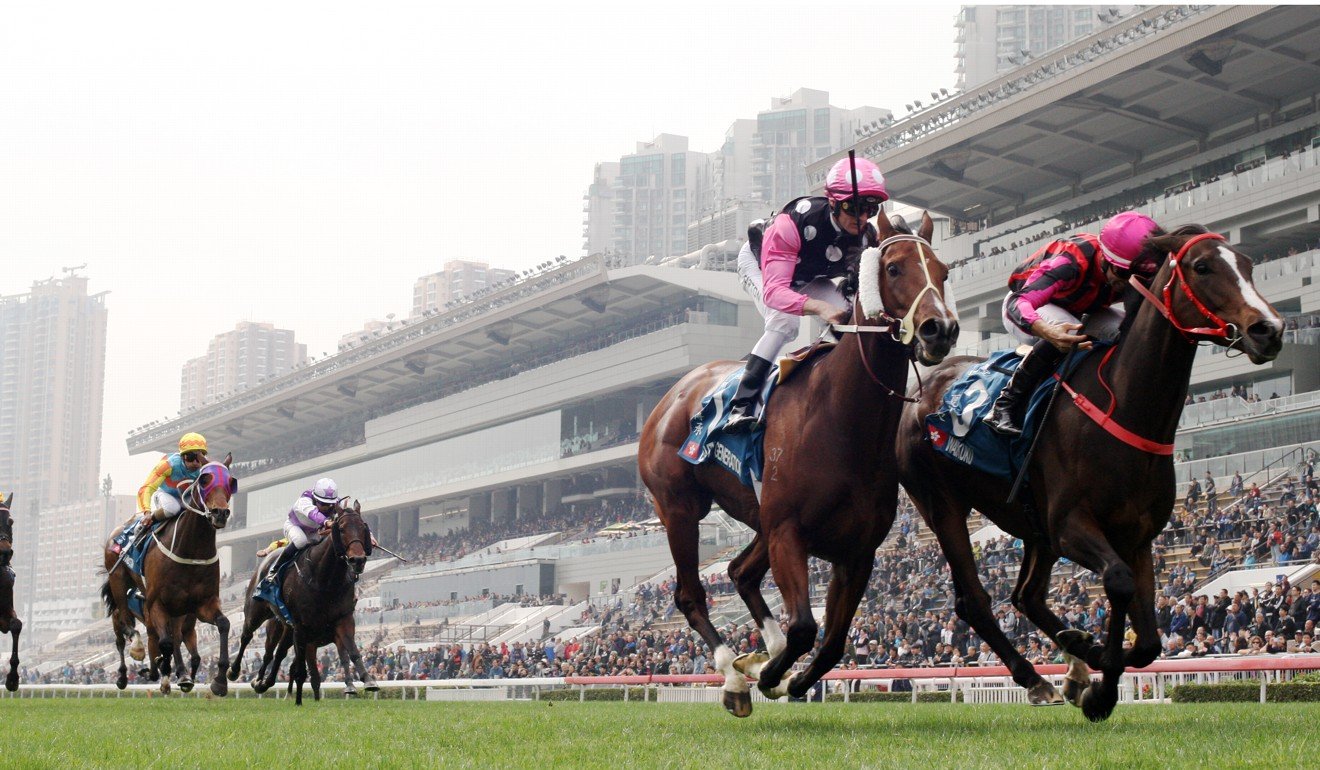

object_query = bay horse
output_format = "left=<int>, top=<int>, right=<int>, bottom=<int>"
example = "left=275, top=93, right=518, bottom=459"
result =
left=101, top=457, right=236, bottom=695
left=896, top=226, right=1284, bottom=721
left=639, top=213, right=959, bottom=717
left=0, top=493, right=21, bottom=691
left=228, top=499, right=374, bottom=705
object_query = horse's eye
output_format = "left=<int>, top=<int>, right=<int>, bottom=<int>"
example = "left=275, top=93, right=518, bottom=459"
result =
left=886, top=264, right=901, bottom=278
left=1193, top=260, right=1211, bottom=275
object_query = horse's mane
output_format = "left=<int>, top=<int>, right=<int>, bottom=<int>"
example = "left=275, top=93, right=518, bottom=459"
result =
left=1116, top=223, right=1211, bottom=337
left=840, top=215, right=913, bottom=300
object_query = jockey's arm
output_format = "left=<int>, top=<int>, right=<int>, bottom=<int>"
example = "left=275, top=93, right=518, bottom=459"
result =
left=136, top=457, right=172, bottom=513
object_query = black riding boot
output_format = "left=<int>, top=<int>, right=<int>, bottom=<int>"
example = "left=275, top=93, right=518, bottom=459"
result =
left=724, top=355, right=773, bottom=434
left=983, top=340, right=1066, bottom=437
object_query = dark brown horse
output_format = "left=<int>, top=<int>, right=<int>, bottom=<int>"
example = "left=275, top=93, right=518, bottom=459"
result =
left=101, top=457, right=236, bottom=695
left=228, top=500, right=374, bottom=704
left=0, top=493, right=21, bottom=691
left=896, top=226, right=1284, bottom=721
left=640, top=213, right=959, bottom=717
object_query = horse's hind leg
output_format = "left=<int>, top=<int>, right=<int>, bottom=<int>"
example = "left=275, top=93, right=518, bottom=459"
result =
left=4, top=618, right=21, bottom=691
left=727, top=537, right=784, bottom=680
left=755, top=525, right=816, bottom=698
left=1054, top=518, right=1136, bottom=722
left=305, top=641, right=323, bottom=701
left=926, top=506, right=1060, bottom=705
left=260, top=628, right=293, bottom=694
left=659, top=492, right=748, bottom=716
left=1010, top=543, right=1092, bottom=706
left=146, top=604, right=174, bottom=694
left=785, top=555, right=874, bottom=699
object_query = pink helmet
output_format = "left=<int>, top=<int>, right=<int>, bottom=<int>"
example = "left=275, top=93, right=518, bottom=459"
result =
left=824, top=157, right=888, bottom=202
left=1099, top=211, right=1160, bottom=271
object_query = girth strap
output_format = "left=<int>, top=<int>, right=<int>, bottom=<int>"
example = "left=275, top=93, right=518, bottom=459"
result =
left=1053, top=375, right=1174, bottom=455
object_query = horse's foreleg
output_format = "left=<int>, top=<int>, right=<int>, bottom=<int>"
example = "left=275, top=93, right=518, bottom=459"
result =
left=172, top=623, right=191, bottom=692
left=1123, top=547, right=1162, bottom=669
left=305, top=641, right=322, bottom=701
left=146, top=603, right=174, bottom=693
left=756, top=525, right=815, bottom=699
left=290, top=632, right=307, bottom=706
left=5, top=617, right=21, bottom=692
left=929, top=511, right=1060, bottom=705
left=788, top=555, right=874, bottom=699
left=1055, top=519, right=1134, bottom=722
left=113, top=621, right=130, bottom=690
left=1010, top=543, right=1091, bottom=706
left=261, top=628, right=293, bottom=694
left=333, top=621, right=365, bottom=696
left=196, top=599, right=230, bottom=697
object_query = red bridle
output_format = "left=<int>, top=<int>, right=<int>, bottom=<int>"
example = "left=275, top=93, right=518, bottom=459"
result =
left=1128, top=232, right=1236, bottom=343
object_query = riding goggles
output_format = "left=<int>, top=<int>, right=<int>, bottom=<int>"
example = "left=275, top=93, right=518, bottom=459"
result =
left=838, top=196, right=884, bottom=217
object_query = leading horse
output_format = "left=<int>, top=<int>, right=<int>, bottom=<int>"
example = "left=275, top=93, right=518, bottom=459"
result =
left=639, top=213, right=959, bottom=716
left=101, top=458, right=236, bottom=695
left=0, top=493, right=21, bottom=691
left=228, top=499, right=375, bottom=705
left=896, top=226, right=1284, bottom=720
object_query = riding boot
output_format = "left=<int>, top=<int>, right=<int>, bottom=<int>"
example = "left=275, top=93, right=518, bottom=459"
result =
left=983, top=340, right=1066, bottom=438
left=723, top=355, right=773, bottom=434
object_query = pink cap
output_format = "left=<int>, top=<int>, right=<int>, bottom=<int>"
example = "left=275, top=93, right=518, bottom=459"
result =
left=1099, top=211, right=1160, bottom=270
left=825, top=158, right=888, bottom=202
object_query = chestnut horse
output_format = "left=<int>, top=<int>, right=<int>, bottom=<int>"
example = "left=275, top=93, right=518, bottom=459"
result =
left=640, top=213, right=959, bottom=717
left=896, top=226, right=1284, bottom=721
left=101, top=458, right=236, bottom=695
left=228, top=499, right=374, bottom=705
left=0, top=493, right=21, bottom=691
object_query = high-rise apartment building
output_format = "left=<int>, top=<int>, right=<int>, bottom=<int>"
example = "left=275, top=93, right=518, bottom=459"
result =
left=956, top=5, right=1135, bottom=91
left=180, top=321, right=306, bottom=412
left=28, top=492, right=136, bottom=635
left=581, top=162, right=619, bottom=256
left=602, top=134, right=710, bottom=265
left=0, top=273, right=108, bottom=509
left=411, top=260, right=517, bottom=317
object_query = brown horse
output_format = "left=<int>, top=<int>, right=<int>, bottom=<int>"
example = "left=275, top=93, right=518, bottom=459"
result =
left=101, top=457, right=236, bottom=695
left=0, top=493, right=21, bottom=691
left=639, top=213, right=959, bottom=717
left=896, top=226, right=1284, bottom=721
left=228, top=500, right=374, bottom=705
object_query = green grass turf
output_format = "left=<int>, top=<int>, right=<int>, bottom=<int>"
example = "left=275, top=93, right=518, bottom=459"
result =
left=0, top=699, right=1313, bottom=768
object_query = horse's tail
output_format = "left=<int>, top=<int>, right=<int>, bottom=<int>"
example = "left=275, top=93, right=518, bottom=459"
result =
left=100, top=578, right=115, bottom=617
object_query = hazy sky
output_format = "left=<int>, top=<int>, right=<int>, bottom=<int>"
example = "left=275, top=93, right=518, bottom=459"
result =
left=0, top=1, right=961, bottom=495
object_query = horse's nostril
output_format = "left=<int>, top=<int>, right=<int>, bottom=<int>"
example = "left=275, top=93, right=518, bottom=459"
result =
left=1247, top=320, right=1279, bottom=340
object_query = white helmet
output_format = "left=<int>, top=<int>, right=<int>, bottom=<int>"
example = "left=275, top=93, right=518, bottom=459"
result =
left=311, top=478, right=338, bottom=504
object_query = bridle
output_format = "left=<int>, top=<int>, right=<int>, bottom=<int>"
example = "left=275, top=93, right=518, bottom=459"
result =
left=329, top=502, right=370, bottom=585
left=177, top=462, right=233, bottom=528
left=1128, top=232, right=1241, bottom=348
left=832, top=233, right=949, bottom=402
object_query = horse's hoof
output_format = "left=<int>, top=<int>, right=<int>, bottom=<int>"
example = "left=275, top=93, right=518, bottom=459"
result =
left=758, top=679, right=791, bottom=700
left=1079, top=685, right=1114, bottom=723
left=344, top=687, right=358, bottom=698
left=178, top=679, right=194, bottom=693
left=364, top=680, right=380, bottom=692
left=722, top=689, right=753, bottom=718
left=210, top=679, right=228, bottom=697
left=251, top=682, right=268, bottom=695
left=160, top=681, right=171, bottom=695
left=1055, top=629, right=1092, bottom=655
left=4, top=673, right=17, bottom=692
left=732, top=652, right=769, bottom=680
left=116, top=676, right=127, bottom=691
left=1027, top=681, right=1064, bottom=706
left=129, top=642, right=146, bottom=662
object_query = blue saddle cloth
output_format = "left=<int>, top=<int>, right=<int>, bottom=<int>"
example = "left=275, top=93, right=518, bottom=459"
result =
left=678, top=365, right=779, bottom=488
left=114, top=523, right=161, bottom=580
left=254, top=557, right=297, bottom=625
left=924, top=349, right=1082, bottom=480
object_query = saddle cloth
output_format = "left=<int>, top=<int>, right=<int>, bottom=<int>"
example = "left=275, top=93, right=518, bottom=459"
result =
left=676, top=342, right=834, bottom=489
left=113, top=522, right=163, bottom=580
left=924, top=347, right=1095, bottom=479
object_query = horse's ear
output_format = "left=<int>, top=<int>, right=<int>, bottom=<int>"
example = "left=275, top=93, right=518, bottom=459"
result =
left=918, top=211, right=934, bottom=243
left=354, top=499, right=361, bottom=514
left=874, top=210, right=896, bottom=240
left=223, top=452, right=232, bottom=468
left=2, top=492, right=11, bottom=508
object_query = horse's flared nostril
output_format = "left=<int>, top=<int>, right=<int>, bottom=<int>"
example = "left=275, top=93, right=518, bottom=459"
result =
left=1246, top=320, right=1281, bottom=344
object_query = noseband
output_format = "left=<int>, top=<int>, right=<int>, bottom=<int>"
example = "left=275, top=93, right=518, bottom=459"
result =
left=1128, top=232, right=1239, bottom=345
left=178, top=462, right=232, bottom=524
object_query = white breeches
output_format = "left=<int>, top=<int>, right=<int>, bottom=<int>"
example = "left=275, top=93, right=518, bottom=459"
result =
left=1001, top=295, right=1125, bottom=347
left=151, top=490, right=183, bottom=518
left=283, top=520, right=322, bottom=549
left=738, top=240, right=847, bottom=361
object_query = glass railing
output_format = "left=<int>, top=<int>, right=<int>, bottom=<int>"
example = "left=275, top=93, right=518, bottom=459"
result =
left=1179, top=390, right=1320, bottom=429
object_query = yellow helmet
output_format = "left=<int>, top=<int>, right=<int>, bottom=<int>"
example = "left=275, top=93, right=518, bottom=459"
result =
left=178, top=432, right=208, bottom=455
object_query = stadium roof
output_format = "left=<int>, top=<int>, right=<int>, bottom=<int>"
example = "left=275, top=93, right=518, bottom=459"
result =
left=808, top=5, right=1320, bottom=221
left=127, top=257, right=744, bottom=456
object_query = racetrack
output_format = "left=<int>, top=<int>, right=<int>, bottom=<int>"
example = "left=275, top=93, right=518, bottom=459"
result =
left=0, top=700, right=1312, bottom=768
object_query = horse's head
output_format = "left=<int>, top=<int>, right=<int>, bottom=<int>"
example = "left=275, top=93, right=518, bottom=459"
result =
left=330, top=499, right=370, bottom=580
left=859, top=211, right=959, bottom=365
left=0, top=492, right=12, bottom=569
left=191, top=453, right=236, bottom=529
left=1144, top=227, right=1284, bottom=363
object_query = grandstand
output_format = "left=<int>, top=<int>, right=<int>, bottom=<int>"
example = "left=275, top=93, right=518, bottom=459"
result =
left=21, top=3, right=1306, bottom=686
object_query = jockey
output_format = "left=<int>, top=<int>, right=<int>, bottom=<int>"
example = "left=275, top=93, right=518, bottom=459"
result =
left=983, top=211, right=1164, bottom=437
left=133, top=432, right=209, bottom=529
left=724, top=156, right=886, bottom=432
left=256, top=477, right=340, bottom=593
